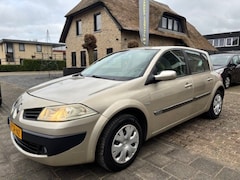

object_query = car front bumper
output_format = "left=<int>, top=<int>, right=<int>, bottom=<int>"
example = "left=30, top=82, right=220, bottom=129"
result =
left=10, top=122, right=86, bottom=156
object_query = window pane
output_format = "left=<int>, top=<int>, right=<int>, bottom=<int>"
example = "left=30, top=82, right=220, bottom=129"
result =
left=232, top=37, right=239, bottom=46
left=81, top=51, right=86, bottom=67
left=19, top=43, right=25, bottom=51
left=185, top=50, right=208, bottom=74
left=156, top=50, right=187, bottom=76
left=94, top=13, right=101, bottom=31
left=72, top=52, right=76, bottom=66
left=213, top=39, right=218, bottom=47
left=173, top=20, right=178, bottom=31
left=226, top=38, right=232, bottom=46
left=76, top=20, right=82, bottom=35
left=36, top=45, right=42, bottom=52
left=94, top=50, right=98, bottom=61
left=161, top=17, right=167, bottom=29
left=107, top=48, right=113, bottom=54
left=168, top=18, right=173, bottom=30
left=7, top=43, right=13, bottom=53
left=219, top=39, right=225, bottom=47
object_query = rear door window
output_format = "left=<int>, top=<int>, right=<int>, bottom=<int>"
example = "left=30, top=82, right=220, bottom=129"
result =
left=185, top=50, right=210, bottom=74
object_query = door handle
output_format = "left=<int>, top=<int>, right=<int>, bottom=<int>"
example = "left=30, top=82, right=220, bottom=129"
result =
left=207, top=77, right=213, bottom=81
left=185, top=83, right=193, bottom=88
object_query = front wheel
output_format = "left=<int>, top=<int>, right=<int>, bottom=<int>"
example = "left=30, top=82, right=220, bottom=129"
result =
left=206, top=90, right=223, bottom=119
left=96, top=114, right=143, bottom=171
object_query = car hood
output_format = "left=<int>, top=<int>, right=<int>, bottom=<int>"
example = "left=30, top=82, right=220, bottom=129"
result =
left=27, top=75, right=123, bottom=104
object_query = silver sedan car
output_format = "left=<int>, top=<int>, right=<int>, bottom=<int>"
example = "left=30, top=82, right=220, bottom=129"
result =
left=9, top=46, right=224, bottom=171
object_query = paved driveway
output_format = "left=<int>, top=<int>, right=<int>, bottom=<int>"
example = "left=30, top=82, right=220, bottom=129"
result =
left=0, top=72, right=240, bottom=179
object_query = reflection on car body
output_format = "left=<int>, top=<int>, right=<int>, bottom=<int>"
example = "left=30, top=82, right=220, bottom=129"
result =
left=9, top=46, right=224, bottom=171
left=210, top=53, right=240, bottom=88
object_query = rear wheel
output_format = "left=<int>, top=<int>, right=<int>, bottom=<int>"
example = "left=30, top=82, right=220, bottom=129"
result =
left=96, top=114, right=142, bottom=171
left=207, top=90, right=223, bottom=119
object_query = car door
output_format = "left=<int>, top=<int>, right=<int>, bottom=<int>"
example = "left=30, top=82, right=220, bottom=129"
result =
left=184, top=50, right=214, bottom=115
left=146, top=49, right=194, bottom=135
left=230, top=55, right=240, bottom=83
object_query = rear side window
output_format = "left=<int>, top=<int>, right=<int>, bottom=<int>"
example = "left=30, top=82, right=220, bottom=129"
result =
left=185, top=50, right=210, bottom=74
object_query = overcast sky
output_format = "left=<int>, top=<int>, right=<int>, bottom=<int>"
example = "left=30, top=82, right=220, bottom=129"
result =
left=1, top=0, right=239, bottom=43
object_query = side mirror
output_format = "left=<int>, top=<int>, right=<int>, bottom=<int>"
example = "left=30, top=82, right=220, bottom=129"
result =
left=154, top=70, right=177, bottom=81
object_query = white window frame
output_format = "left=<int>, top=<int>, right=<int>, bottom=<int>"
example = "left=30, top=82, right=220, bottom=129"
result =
left=76, top=20, right=82, bottom=35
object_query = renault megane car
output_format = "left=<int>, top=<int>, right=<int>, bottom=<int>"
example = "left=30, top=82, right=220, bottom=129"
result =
left=9, top=46, right=224, bottom=171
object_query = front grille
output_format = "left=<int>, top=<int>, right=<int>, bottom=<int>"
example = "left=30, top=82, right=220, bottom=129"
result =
left=23, top=108, right=43, bottom=120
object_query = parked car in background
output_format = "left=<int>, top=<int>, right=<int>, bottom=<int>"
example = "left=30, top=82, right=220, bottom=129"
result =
left=8, top=46, right=224, bottom=171
left=0, top=84, right=2, bottom=106
left=210, top=53, right=240, bottom=88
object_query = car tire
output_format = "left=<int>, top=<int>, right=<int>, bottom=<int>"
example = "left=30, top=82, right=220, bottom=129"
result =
left=96, top=114, right=143, bottom=171
left=224, top=76, right=231, bottom=89
left=207, top=90, right=223, bottom=119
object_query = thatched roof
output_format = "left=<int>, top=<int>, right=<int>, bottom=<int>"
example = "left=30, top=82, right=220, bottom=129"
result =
left=60, top=0, right=215, bottom=51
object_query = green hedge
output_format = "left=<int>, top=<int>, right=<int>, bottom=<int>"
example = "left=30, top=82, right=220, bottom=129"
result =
left=0, top=59, right=66, bottom=72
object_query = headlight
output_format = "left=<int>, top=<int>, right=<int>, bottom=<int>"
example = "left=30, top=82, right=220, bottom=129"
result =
left=215, top=68, right=224, bottom=74
left=37, top=104, right=98, bottom=122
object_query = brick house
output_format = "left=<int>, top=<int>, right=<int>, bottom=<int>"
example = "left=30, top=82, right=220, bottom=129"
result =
left=0, top=39, right=66, bottom=65
left=60, top=0, right=215, bottom=68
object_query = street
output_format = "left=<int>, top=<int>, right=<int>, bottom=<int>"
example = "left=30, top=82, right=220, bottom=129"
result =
left=0, top=72, right=240, bottom=179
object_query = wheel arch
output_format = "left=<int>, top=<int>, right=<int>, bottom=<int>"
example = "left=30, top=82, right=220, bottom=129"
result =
left=86, top=100, right=149, bottom=162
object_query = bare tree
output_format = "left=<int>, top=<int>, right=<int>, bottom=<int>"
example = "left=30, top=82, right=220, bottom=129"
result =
left=82, top=34, right=97, bottom=65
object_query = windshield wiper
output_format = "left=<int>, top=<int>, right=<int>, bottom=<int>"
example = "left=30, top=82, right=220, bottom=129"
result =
left=91, top=75, right=103, bottom=78
left=91, top=75, right=113, bottom=80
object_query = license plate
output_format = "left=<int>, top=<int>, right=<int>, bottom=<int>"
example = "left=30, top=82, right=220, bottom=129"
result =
left=10, top=121, right=22, bottom=140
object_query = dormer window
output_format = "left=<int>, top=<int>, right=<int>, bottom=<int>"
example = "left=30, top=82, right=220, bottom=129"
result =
left=160, top=14, right=184, bottom=33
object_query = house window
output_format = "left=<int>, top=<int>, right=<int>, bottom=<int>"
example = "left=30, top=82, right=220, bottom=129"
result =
left=106, top=48, right=113, bottom=54
left=94, top=49, right=98, bottom=61
left=232, top=37, right=239, bottom=46
left=76, top=20, right=82, bottom=35
left=6, top=43, right=13, bottom=53
left=6, top=43, right=14, bottom=62
left=19, top=43, right=25, bottom=51
left=225, top=37, right=239, bottom=47
left=161, top=17, right=167, bottom=29
left=71, top=52, right=76, bottom=67
left=80, top=51, right=86, bottom=67
left=36, top=45, right=42, bottom=52
left=219, top=38, right=225, bottom=47
left=94, top=13, right=101, bottom=31
left=160, top=15, right=183, bottom=33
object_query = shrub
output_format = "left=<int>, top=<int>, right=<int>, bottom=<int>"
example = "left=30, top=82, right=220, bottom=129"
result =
left=0, top=59, right=66, bottom=72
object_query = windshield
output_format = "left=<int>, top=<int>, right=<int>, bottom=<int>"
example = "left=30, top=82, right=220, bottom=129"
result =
left=81, top=49, right=159, bottom=81
left=210, top=54, right=231, bottom=66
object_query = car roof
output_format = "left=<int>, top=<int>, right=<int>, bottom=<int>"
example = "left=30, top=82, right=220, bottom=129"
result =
left=210, top=53, right=239, bottom=56
left=131, top=46, right=208, bottom=54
